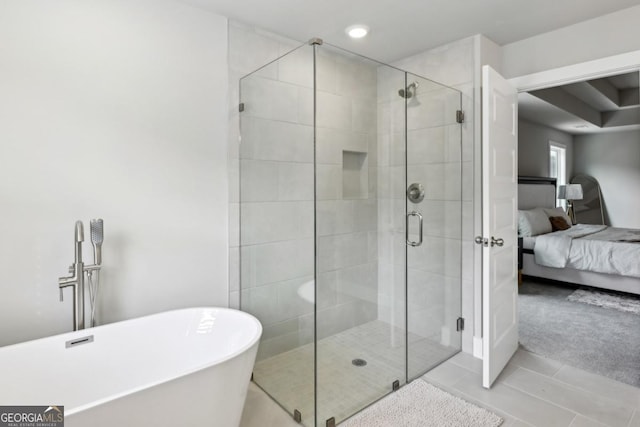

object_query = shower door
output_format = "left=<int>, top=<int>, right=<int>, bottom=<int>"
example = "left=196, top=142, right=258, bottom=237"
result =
left=405, top=73, right=463, bottom=380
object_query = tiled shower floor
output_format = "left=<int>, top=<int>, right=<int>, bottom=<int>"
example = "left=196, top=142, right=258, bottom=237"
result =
left=252, top=320, right=458, bottom=426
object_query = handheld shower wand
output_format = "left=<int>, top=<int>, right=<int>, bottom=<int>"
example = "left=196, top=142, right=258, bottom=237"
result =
left=90, top=219, right=104, bottom=265
left=88, top=219, right=104, bottom=328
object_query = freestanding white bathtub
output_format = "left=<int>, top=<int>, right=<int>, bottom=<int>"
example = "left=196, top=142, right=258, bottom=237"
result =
left=0, top=307, right=262, bottom=427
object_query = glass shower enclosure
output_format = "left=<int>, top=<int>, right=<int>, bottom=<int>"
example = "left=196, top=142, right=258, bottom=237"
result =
left=239, top=39, right=462, bottom=426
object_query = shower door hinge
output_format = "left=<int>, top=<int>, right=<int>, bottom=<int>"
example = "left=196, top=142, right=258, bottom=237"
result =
left=326, top=417, right=336, bottom=427
left=293, top=409, right=302, bottom=423
left=457, top=317, right=465, bottom=332
left=239, top=102, right=245, bottom=112
left=456, top=110, right=464, bottom=123
left=392, top=380, right=400, bottom=391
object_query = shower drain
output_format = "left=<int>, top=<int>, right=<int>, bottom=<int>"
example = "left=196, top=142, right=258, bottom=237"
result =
left=352, top=358, right=367, bottom=367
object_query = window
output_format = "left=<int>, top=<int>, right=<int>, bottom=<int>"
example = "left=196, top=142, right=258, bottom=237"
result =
left=549, top=142, right=567, bottom=208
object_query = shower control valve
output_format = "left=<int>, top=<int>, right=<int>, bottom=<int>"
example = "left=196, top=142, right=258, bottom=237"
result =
left=407, top=183, right=425, bottom=204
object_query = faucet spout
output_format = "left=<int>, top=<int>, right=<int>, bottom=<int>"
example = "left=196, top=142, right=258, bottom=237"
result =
left=59, top=220, right=86, bottom=331
left=75, top=220, right=84, bottom=243
left=74, top=221, right=84, bottom=264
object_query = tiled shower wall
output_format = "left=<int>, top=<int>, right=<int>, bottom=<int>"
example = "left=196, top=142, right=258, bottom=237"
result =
left=228, top=22, right=476, bottom=357
left=314, top=49, right=379, bottom=341
left=229, top=23, right=380, bottom=359
left=228, top=24, right=313, bottom=360
left=237, top=44, right=315, bottom=360
left=228, top=22, right=299, bottom=312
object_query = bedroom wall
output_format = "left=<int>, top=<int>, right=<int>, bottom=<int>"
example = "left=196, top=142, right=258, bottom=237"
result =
left=573, top=130, right=640, bottom=228
left=518, top=119, right=574, bottom=181
left=501, top=4, right=640, bottom=78
left=0, top=1, right=229, bottom=347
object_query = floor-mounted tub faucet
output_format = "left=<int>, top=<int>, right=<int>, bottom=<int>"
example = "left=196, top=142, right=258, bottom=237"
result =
left=58, top=220, right=103, bottom=331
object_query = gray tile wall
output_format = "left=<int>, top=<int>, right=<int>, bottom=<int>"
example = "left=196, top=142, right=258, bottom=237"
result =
left=229, top=23, right=474, bottom=359
left=230, top=24, right=382, bottom=360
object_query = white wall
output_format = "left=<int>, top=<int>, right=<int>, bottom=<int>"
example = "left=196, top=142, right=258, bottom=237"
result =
left=0, top=1, right=229, bottom=347
left=518, top=119, right=574, bottom=179
left=502, top=5, right=640, bottom=78
left=574, top=130, right=640, bottom=228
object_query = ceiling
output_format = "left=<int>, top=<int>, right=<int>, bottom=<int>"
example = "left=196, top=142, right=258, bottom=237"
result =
left=179, top=0, right=640, bottom=63
left=179, top=0, right=640, bottom=136
left=519, top=71, right=640, bottom=135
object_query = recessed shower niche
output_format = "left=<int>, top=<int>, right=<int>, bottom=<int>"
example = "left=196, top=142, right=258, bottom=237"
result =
left=342, top=150, right=368, bottom=199
left=239, top=38, right=463, bottom=426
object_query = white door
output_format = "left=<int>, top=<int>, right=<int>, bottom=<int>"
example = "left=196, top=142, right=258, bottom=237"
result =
left=481, top=65, right=519, bottom=388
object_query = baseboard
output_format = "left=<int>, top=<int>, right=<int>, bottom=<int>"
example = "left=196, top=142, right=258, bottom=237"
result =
left=473, top=336, right=483, bottom=359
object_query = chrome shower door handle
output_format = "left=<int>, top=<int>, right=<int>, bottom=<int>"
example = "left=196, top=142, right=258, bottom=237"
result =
left=406, top=211, right=423, bottom=247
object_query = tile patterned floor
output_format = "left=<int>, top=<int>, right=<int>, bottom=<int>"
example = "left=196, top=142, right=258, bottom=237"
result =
left=252, top=320, right=456, bottom=426
left=242, top=348, right=640, bottom=427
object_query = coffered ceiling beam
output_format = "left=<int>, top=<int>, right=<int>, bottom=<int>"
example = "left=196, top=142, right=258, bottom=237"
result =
left=529, top=87, right=602, bottom=127
left=619, top=88, right=640, bottom=108
left=587, top=78, right=620, bottom=108
left=602, top=106, right=640, bottom=128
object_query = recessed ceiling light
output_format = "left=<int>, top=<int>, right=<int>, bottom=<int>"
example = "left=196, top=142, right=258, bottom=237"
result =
left=346, top=25, right=369, bottom=39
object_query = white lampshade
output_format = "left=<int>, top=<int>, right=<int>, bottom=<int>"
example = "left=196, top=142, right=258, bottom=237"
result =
left=558, top=184, right=583, bottom=200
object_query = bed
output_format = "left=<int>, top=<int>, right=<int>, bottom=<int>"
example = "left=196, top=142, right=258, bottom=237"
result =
left=518, top=176, right=640, bottom=295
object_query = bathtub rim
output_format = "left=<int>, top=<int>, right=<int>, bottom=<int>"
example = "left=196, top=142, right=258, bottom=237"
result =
left=1, top=307, right=262, bottom=416
left=73, top=306, right=261, bottom=415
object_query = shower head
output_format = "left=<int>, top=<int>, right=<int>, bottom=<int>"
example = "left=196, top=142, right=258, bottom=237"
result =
left=398, top=81, right=419, bottom=99
left=90, top=219, right=104, bottom=265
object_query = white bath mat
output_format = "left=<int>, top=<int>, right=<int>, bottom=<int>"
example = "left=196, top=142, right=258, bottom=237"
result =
left=339, top=379, right=503, bottom=427
left=567, top=289, right=640, bottom=315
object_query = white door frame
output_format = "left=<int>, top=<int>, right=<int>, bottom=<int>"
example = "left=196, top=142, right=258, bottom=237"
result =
left=473, top=49, right=640, bottom=360
left=508, top=50, right=640, bottom=92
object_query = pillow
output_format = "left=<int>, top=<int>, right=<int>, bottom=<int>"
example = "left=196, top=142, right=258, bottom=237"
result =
left=544, top=207, right=572, bottom=227
left=549, top=216, right=571, bottom=231
left=518, top=208, right=553, bottom=237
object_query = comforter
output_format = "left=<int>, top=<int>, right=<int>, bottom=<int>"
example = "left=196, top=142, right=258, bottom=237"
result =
left=533, top=224, right=640, bottom=278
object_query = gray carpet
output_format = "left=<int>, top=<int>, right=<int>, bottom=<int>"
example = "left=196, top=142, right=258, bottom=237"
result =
left=519, top=280, right=640, bottom=388
left=568, top=289, right=640, bottom=315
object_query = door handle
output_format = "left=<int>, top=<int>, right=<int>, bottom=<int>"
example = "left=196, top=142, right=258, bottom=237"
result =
left=474, top=236, right=488, bottom=246
left=491, top=237, right=504, bottom=247
left=406, top=211, right=423, bottom=247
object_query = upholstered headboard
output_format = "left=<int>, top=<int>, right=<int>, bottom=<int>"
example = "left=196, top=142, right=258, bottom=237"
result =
left=518, top=176, right=557, bottom=210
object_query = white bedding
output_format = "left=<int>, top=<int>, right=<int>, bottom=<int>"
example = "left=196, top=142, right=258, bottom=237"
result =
left=533, top=224, right=640, bottom=278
